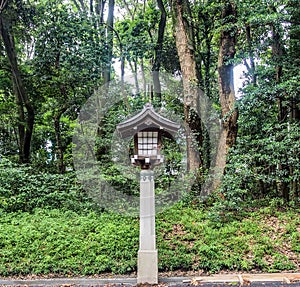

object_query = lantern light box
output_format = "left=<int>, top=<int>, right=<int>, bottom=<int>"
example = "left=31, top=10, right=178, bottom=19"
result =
left=117, top=103, right=180, bottom=169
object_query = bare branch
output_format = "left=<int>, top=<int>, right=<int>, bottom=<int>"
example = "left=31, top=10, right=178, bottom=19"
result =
left=0, top=0, right=9, bottom=14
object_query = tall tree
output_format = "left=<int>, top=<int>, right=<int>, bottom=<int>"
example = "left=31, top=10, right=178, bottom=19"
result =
left=215, top=0, right=238, bottom=178
left=0, top=0, right=35, bottom=163
left=287, top=0, right=300, bottom=122
left=33, top=0, right=106, bottom=172
left=151, top=0, right=166, bottom=103
left=171, top=0, right=202, bottom=173
left=103, top=0, right=115, bottom=84
left=192, top=1, right=220, bottom=100
left=269, top=4, right=289, bottom=200
left=286, top=0, right=300, bottom=198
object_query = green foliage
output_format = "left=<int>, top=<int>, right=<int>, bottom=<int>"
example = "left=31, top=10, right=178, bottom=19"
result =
left=0, top=89, right=18, bottom=157
left=157, top=205, right=299, bottom=273
left=0, top=159, right=96, bottom=213
left=209, top=0, right=300, bottom=215
left=115, top=4, right=159, bottom=64
left=0, top=204, right=298, bottom=276
left=25, top=0, right=108, bottom=171
left=211, top=83, right=300, bottom=216
left=33, top=0, right=107, bottom=83
left=0, top=210, right=139, bottom=275
left=0, top=0, right=300, bottom=277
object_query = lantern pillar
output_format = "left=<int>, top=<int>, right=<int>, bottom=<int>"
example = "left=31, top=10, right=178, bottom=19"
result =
left=137, top=169, right=158, bottom=284
left=116, top=103, right=180, bottom=285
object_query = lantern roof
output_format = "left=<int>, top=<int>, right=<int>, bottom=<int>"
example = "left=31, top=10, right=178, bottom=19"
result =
left=117, top=103, right=180, bottom=138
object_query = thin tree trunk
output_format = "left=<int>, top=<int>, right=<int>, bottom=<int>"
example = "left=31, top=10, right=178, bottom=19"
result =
left=54, top=94, right=68, bottom=174
left=152, top=0, right=166, bottom=104
left=287, top=0, right=300, bottom=200
left=0, top=0, right=8, bottom=13
left=54, top=113, right=65, bottom=174
left=103, top=0, right=114, bottom=85
left=271, top=22, right=286, bottom=122
left=129, top=60, right=140, bottom=95
left=120, top=52, right=130, bottom=110
left=0, top=12, right=34, bottom=163
left=287, top=0, right=300, bottom=121
left=215, top=1, right=238, bottom=186
left=270, top=10, right=290, bottom=201
left=140, top=59, right=147, bottom=101
left=245, top=24, right=257, bottom=85
left=95, top=0, right=105, bottom=22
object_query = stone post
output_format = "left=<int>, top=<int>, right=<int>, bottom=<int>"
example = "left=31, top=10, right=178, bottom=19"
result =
left=137, top=169, right=158, bottom=284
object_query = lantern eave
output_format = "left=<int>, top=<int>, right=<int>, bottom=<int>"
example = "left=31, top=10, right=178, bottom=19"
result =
left=116, top=103, right=180, bottom=138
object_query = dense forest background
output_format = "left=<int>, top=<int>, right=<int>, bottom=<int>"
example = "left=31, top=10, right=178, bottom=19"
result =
left=0, top=0, right=299, bottom=277
left=1, top=0, right=299, bottom=207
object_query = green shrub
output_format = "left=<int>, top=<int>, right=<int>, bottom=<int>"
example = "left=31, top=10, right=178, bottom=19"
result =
left=0, top=209, right=139, bottom=276
left=0, top=204, right=299, bottom=276
left=0, top=159, right=97, bottom=213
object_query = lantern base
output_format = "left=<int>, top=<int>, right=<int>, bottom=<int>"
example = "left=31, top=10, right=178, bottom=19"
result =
left=137, top=249, right=158, bottom=284
left=131, top=155, right=164, bottom=169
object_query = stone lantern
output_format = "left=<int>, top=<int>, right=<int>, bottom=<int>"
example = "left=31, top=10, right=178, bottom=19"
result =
left=117, top=103, right=180, bottom=284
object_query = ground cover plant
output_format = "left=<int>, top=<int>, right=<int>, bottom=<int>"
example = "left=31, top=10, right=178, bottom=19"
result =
left=0, top=0, right=299, bottom=279
left=0, top=203, right=299, bottom=277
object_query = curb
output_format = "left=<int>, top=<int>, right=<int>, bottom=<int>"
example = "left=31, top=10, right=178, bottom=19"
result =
left=180, top=273, right=300, bottom=285
left=0, top=277, right=136, bottom=286
left=0, top=273, right=300, bottom=286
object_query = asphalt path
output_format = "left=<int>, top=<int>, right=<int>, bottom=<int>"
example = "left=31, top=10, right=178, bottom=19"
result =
left=1, top=282, right=300, bottom=287
left=1, top=274, right=300, bottom=287
left=1, top=279, right=300, bottom=287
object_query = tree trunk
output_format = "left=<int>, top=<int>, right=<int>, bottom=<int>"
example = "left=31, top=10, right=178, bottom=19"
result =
left=196, top=9, right=211, bottom=97
left=171, top=0, right=202, bottom=173
left=54, top=114, right=65, bottom=174
left=95, top=0, right=105, bottom=22
left=271, top=22, right=286, bottom=122
left=152, top=0, right=166, bottom=104
left=0, top=11, right=34, bottom=163
left=270, top=7, right=290, bottom=201
left=129, top=60, right=140, bottom=95
left=245, top=24, right=257, bottom=85
left=103, top=0, right=114, bottom=85
left=288, top=0, right=300, bottom=122
left=140, top=58, right=147, bottom=100
left=215, top=1, right=238, bottom=184
left=53, top=98, right=68, bottom=174
left=287, top=0, right=300, bottom=200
